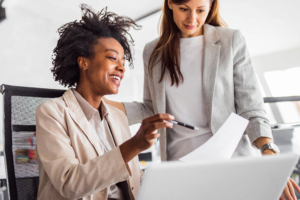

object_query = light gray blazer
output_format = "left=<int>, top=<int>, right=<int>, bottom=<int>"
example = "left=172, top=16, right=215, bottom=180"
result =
left=124, top=24, right=273, bottom=161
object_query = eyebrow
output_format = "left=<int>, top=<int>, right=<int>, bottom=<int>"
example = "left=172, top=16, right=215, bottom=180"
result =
left=105, top=49, right=125, bottom=59
left=105, top=49, right=119, bottom=54
left=183, top=4, right=206, bottom=8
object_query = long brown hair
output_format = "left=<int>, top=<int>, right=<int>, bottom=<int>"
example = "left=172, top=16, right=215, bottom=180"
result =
left=148, top=0, right=227, bottom=86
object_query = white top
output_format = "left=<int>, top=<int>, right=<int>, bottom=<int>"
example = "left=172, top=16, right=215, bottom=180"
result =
left=165, top=35, right=213, bottom=161
left=72, top=89, right=124, bottom=200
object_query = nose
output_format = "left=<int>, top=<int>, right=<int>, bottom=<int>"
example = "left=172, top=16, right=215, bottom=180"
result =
left=116, top=60, right=126, bottom=73
left=188, top=10, right=197, bottom=23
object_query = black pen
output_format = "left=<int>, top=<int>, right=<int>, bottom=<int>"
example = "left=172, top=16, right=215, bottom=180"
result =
left=169, top=120, right=199, bottom=131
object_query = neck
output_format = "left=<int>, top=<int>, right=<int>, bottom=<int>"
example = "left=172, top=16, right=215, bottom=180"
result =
left=76, top=83, right=103, bottom=110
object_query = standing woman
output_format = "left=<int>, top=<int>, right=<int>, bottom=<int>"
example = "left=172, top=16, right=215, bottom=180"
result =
left=105, top=0, right=300, bottom=199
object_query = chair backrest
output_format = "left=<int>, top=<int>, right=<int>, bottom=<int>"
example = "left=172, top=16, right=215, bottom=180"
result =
left=1, top=84, right=65, bottom=200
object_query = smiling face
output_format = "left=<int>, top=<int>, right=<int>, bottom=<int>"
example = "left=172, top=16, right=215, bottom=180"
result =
left=78, top=37, right=125, bottom=96
left=168, top=0, right=211, bottom=38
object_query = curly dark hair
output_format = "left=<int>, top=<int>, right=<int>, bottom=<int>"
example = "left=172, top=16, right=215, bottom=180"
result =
left=51, top=4, right=140, bottom=87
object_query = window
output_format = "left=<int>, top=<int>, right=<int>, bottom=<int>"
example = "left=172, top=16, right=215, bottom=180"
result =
left=264, top=67, right=300, bottom=123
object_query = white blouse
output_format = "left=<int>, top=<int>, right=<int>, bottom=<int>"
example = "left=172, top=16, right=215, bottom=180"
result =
left=165, top=35, right=213, bottom=161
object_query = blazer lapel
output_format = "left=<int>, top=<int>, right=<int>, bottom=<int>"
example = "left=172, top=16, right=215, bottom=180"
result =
left=152, top=62, right=166, bottom=114
left=105, top=113, right=122, bottom=146
left=63, top=89, right=102, bottom=155
left=102, top=100, right=127, bottom=146
left=202, top=24, right=221, bottom=133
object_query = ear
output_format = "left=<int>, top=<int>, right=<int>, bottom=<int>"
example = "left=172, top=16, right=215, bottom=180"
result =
left=168, top=0, right=173, bottom=10
left=77, top=57, right=88, bottom=71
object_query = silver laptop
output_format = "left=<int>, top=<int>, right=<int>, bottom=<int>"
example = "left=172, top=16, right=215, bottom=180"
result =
left=137, top=154, right=299, bottom=200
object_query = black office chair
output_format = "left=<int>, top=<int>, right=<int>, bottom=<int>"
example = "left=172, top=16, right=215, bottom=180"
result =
left=0, top=84, right=65, bottom=200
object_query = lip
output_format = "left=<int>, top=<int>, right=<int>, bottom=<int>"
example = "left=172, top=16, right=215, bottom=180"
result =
left=184, top=25, right=196, bottom=29
left=109, top=74, right=123, bottom=86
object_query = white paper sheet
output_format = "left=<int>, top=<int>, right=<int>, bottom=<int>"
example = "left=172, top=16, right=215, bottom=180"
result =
left=179, top=113, right=249, bottom=162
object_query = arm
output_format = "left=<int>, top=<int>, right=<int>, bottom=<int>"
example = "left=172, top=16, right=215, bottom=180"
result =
left=36, top=102, right=173, bottom=199
left=232, top=30, right=273, bottom=146
left=125, top=43, right=155, bottom=123
left=231, top=32, right=276, bottom=152
left=232, top=30, right=300, bottom=200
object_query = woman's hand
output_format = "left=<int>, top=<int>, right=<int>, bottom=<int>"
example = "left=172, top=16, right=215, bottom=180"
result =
left=120, top=114, right=174, bottom=163
left=280, top=178, right=300, bottom=200
left=133, top=114, right=174, bottom=152
left=263, top=150, right=300, bottom=200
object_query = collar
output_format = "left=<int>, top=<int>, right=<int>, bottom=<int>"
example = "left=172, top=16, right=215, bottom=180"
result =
left=69, top=89, right=109, bottom=121
left=203, top=24, right=221, bottom=44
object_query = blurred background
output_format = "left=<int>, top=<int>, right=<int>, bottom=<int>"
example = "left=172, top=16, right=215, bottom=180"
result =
left=0, top=0, right=300, bottom=162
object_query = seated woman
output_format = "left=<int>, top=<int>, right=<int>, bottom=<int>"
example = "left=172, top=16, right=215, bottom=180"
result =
left=35, top=5, right=174, bottom=200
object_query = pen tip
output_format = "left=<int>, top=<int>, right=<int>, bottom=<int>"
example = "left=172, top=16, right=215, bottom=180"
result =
left=194, top=127, right=200, bottom=131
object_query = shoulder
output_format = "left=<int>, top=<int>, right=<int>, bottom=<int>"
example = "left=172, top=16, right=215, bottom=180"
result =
left=36, top=96, right=66, bottom=117
left=143, top=37, right=159, bottom=56
left=203, top=24, right=245, bottom=43
left=214, top=26, right=246, bottom=44
left=205, top=25, right=247, bottom=50
left=215, top=26, right=236, bottom=36
left=145, top=37, right=159, bottom=49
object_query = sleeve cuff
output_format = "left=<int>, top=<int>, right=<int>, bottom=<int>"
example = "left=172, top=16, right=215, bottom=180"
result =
left=112, top=147, right=132, bottom=179
left=246, top=122, right=273, bottom=148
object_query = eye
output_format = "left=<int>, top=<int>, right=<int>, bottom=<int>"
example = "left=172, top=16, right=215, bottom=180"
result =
left=197, top=9, right=205, bottom=13
left=180, top=7, right=188, bottom=12
left=108, top=56, right=117, bottom=61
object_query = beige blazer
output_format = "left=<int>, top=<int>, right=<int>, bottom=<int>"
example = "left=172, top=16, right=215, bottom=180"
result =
left=124, top=24, right=273, bottom=161
left=36, top=89, right=141, bottom=200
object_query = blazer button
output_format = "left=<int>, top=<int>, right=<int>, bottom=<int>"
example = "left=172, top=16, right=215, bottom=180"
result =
left=131, top=187, right=134, bottom=190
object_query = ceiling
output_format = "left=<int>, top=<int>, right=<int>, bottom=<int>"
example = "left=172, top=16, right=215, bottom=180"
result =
left=3, top=0, right=163, bottom=22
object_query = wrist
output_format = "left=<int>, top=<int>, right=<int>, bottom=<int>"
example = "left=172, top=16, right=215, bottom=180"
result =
left=262, top=149, right=278, bottom=155
left=120, top=137, right=141, bottom=163
left=254, top=137, right=273, bottom=149
left=129, top=136, right=143, bottom=154
left=261, top=142, right=280, bottom=154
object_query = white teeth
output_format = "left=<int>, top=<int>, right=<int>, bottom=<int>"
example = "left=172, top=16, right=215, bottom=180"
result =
left=111, top=76, right=121, bottom=82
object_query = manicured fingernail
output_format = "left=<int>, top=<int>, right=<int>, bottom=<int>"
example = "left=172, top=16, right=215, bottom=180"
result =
left=170, top=115, right=175, bottom=120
